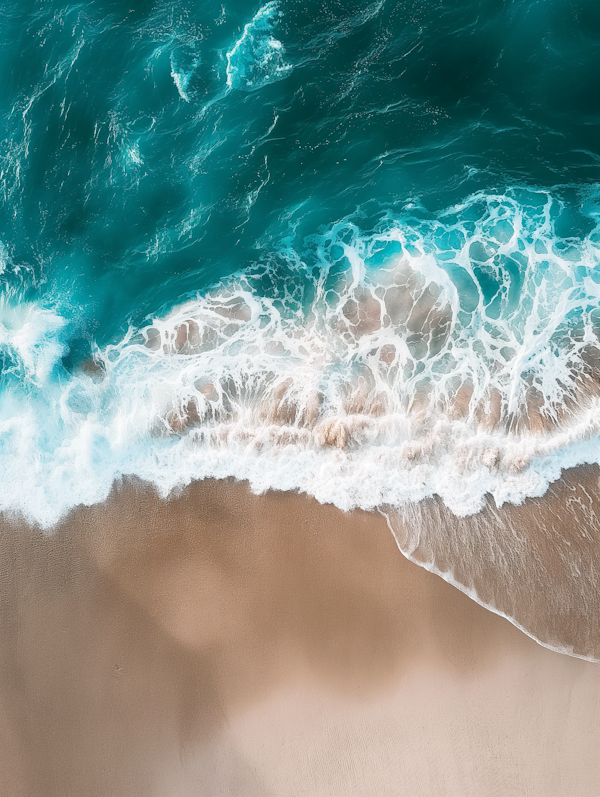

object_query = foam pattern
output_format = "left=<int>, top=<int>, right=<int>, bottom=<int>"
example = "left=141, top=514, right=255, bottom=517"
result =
left=2, top=189, right=600, bottom=527
left=225, top=2, right=292, bottom=92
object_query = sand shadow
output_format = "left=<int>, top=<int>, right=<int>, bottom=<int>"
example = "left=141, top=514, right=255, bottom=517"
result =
left=0, top=478, right=542, bottom=795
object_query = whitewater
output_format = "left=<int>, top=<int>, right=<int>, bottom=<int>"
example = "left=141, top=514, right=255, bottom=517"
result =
left=3, top=0, right=600, bottom=657
left=2, top=187, right=600, bottom=529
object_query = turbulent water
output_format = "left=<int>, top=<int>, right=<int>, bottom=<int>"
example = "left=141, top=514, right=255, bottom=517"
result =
left=3, top=0, right=600, bottom=654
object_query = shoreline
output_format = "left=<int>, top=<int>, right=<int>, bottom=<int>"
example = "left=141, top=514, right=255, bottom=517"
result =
left=7, top=460, right=600, bottom=660
left=386, top=463, right=600, bottom=661
left=1, top=473, right=600, bottom=794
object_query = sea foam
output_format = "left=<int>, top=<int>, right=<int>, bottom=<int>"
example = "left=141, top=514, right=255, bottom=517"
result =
left=226, top=2, right=292, bottom=91
left=1, top=189, right=600, bottom=530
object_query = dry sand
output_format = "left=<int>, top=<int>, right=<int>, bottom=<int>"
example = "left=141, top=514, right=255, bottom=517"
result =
left=0, top=477, right=599, bottom=796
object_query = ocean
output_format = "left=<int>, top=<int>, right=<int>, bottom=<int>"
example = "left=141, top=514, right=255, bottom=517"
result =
left=2, top=0, right=600, bottom=652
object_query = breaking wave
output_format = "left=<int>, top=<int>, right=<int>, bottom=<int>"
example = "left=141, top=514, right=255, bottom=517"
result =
left=4, top=189, right=600, bottom=534
left=4, top=0, right=600, bottom=660
left=226, top=2, right=292, bottom=91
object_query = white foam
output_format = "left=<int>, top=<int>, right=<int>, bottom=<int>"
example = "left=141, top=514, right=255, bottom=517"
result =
left=170, top=50, right=201, bottom=103
left=0, top=300, right=68, bottom=384
left=225, top=2, right=292, bottom=91
left=2, top=189, right=600, bottom=528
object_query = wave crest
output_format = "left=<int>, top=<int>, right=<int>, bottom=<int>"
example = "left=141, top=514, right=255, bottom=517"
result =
left=225, top=2, right=292, bottom=91
left=3, top=189, right=600, bottom=531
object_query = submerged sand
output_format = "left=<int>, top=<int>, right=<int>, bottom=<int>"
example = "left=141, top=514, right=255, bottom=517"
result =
left=0, top=476, right=599, bottom=796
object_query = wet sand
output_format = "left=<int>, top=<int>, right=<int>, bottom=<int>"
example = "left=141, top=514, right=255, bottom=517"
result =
left=388, top=464, right=600, bottom=659
left=0, top=476, right=600, bottom=796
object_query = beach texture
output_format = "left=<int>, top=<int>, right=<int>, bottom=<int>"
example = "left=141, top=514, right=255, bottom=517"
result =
left=3, top=1, right=600, bottom=792
left=1, top=477, right=600, bottom=797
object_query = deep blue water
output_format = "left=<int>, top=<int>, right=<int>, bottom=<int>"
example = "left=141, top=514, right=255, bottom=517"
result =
left=2, top=0, right=600, bottom=530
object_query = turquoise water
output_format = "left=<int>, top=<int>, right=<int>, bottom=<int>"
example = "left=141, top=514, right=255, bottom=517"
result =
left=2, top=0, right=600, bottom=528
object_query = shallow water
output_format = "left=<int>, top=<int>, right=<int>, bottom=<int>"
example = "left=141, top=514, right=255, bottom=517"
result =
left=2, top=0, right=600, bottom=652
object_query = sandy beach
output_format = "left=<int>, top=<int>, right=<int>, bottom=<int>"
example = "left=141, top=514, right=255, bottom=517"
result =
left=1, top=476, right=600, bottom=796
left=3, top=0, right=600, bottom=794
